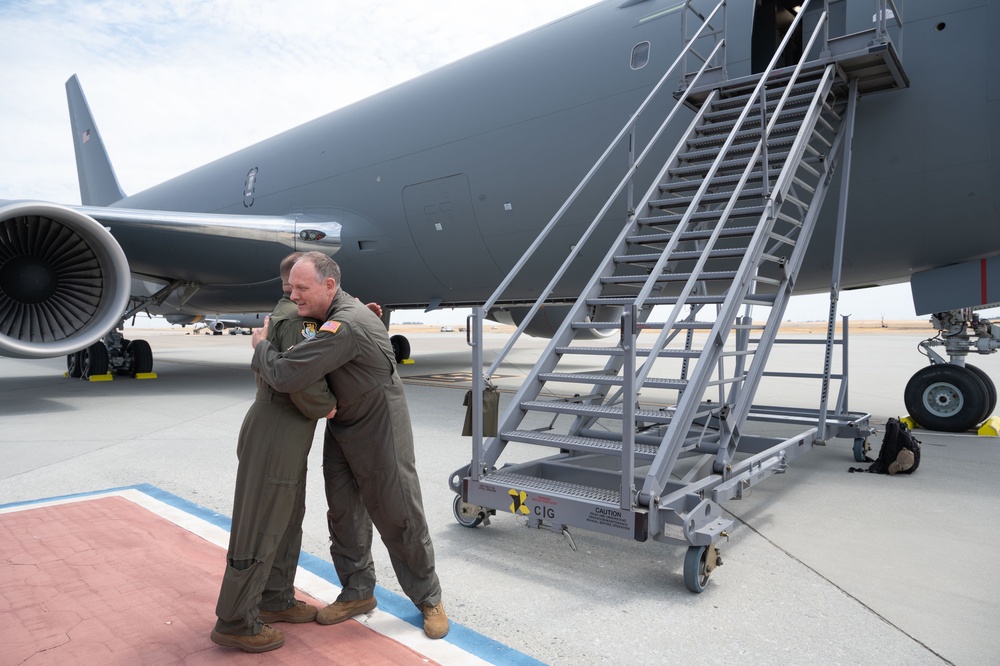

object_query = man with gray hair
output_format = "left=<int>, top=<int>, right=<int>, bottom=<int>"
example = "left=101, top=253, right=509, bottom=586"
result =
left=250, top=251, right=448, bottom=640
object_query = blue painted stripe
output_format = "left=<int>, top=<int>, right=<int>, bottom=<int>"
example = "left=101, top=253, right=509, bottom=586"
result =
left=0, top=484, right=545, bottom=666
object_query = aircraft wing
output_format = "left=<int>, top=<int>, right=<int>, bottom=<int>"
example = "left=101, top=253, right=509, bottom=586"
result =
left=0, top=199, right=340, bottom=359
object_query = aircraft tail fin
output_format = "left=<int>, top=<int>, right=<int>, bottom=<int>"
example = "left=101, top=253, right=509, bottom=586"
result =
left=65, top=74, right=125, bottom=206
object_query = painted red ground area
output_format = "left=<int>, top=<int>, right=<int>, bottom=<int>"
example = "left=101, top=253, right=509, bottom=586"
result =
left=0, top=496, right=438, bottom=664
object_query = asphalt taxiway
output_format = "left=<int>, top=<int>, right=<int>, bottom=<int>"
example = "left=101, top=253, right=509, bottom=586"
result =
left=1, top=327, right=998, bottom=664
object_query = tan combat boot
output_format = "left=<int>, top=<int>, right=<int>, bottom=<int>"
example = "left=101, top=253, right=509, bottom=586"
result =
left=421, top=601, right=449, bottom=639
left=316, top=596, right=377, bottom=625
left=210, top=624, right=284, bottom=653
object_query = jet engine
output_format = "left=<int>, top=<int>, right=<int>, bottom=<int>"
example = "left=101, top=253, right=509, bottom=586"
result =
left=487, top=304, right=621, bottom=339
left=0, top=201, right=131, bottom=358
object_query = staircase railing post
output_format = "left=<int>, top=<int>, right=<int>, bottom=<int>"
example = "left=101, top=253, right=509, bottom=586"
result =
left=760, top=84, right=770, bottom=197
left=818, top=78, right=858, bottom=441
left=621, top=305, right=637, bottom=510
left=469, top=307, right=486, bottom=481
left=627, top=122, right=636, bottom=217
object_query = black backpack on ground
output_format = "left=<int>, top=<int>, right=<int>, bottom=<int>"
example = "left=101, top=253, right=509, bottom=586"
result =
left=849, top=417, right=921, bottom=475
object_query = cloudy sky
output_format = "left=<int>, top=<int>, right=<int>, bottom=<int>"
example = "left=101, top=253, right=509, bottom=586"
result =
left=0, top=0, right=930, bottom=324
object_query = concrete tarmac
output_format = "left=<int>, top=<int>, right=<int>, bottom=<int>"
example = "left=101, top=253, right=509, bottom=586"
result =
left=1, top=327, right=998, bottom=665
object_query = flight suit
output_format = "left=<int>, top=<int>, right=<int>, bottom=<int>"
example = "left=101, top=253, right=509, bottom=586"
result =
left=252, top=288, right=442, bottom=610
left=214, top=296, right=336, bottom=636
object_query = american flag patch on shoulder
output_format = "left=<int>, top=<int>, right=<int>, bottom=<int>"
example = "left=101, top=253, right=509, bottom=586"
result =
left=320, top=320, right=341, bottom=334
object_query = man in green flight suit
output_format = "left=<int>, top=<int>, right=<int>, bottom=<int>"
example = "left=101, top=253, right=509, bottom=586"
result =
left=211, top=252, right=347, bottom=653
left=250, top=251, right=449, bottom=640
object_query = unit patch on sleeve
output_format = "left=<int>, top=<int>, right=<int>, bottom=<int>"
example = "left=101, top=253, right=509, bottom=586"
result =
left=320, top=320, right=342, bottom=335
left=301, top=322, right=318, bottom=339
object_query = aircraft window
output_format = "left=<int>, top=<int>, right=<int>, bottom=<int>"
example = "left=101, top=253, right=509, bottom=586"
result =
left=631, top=41, right=650, bottom=70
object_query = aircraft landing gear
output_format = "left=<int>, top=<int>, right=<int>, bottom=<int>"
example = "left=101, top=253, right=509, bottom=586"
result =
left=65, top=330, right=154, bottom=380
left=906, top=310, right=1000, bottom=431
left=904, top=364, right=990, bottom=432
left=390, top=334, right=411, bottom=364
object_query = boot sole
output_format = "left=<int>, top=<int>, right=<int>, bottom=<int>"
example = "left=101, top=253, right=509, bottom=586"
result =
left=316, top=598, right=377, bottom=625
left=210, top=629, right=284, bottom=653
left=424, top=626, right=450, bottom=640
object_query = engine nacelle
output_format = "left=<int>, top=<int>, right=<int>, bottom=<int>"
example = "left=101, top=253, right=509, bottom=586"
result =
left=0, top=201, right=131, bottom=358
left=487, top=305, right=621, bottom=339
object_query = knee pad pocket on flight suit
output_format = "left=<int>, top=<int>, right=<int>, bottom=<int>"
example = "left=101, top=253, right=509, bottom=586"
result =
left=365, top=466, right=423, bottom=545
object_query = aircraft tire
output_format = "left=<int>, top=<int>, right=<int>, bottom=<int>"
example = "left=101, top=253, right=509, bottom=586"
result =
left=127, top=339, right=154, bottom=375
left=66, top=352, right=83, bottom=378
left=81, top=342, right=109, bottom=379
left=965, top=364, right=996, bottom=422
left=904, top=364, right=988, bottom=432
left=390, top=334, right=411, bottom=364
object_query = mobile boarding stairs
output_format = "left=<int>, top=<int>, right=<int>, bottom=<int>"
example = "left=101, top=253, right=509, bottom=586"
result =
left=450, top=0, right=908, bottom=592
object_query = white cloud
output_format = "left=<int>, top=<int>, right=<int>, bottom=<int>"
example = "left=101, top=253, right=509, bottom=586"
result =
left=0, top=0, right=596, bottom=201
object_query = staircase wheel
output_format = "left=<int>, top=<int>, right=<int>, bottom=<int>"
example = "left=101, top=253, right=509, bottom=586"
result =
left=852, top=438, right=869, bottom=463
left=683, top=545, right=711, bottom=593
left=452, top=494, right=483, bottom=528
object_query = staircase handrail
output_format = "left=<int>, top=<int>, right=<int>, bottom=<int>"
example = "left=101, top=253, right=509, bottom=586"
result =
left=478, top=0, right=727, bottom=378
left=875, top=0, right=904, bottom=53
left=630, top=0, right=824, bottom=388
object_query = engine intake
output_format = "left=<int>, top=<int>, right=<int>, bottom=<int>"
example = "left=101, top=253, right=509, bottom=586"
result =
left=0, top=201, right=130, bottom=358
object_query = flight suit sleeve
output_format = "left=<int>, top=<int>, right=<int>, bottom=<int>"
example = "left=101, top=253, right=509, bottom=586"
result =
left=270, top=312, right=338, bottom=419
left=289, top=380, right=337, bottom=419
left=252, top=322, right=360, bottom=395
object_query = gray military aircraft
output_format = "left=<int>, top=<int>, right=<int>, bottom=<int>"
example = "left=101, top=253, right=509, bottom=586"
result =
left=165, top=313, right=266, bottom=335
left=0, top=0, right=997, bottom=431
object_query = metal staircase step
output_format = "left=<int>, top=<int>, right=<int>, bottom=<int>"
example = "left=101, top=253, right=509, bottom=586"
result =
left=702, top=91, right=818, bottom=123
left=537, top=371, right=688, bottom=391
left=668, top=151, right=790, bottom=178
left=599, top=270, right=738, bottom=286
left=650, top=186, right=767, bottom=209
left=710, top=77, right=826, bottom=110
left=520, top=400, right=674, bottom=424
left=659, top=171, right=766, bottom=193
left=501, top=429, right=662, bottom=459
left=555, top=345, right=703, bottom=359
left=628, top=224, right=759, bottom=243
left=584, top=293, right=776, bottom=307
left=705, top=63, right=828, bottom=102
left=613, top=247, right=748, bottom=265
left=480, top=470, right=622, bottom=506
left=686, top=120, right=803, bottom=149
left=680, top=135, right=798, bottom=163
left=637, top=204, right=766, bottom=226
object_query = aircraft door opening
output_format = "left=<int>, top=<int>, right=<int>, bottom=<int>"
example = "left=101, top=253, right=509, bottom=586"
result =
left=402, top=174, right=503, bottom=290
left=751, top=0, right=804, bottom=73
